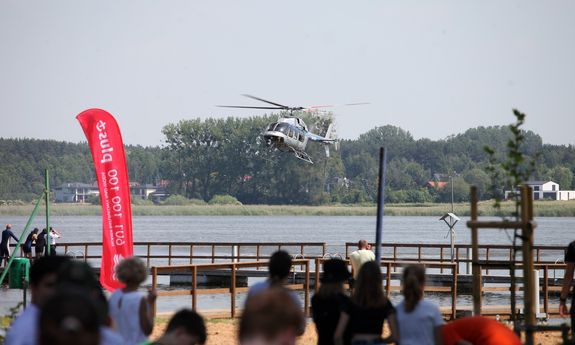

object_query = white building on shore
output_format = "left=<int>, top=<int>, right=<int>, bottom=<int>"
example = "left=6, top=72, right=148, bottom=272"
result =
left=505, top=181, right=575, bottom=201
left=54, top=182, right=166, bottom=203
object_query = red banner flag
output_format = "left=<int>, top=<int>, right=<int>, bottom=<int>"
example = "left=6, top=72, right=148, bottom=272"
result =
left=77, top=109, right=133, bottom=291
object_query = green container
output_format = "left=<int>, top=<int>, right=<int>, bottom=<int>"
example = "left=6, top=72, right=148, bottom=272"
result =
left=9, top=258, right=30, bottom=289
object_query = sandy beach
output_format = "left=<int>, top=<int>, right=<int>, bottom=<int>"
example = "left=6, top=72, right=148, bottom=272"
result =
left=150, top=312, right=567, bottom=345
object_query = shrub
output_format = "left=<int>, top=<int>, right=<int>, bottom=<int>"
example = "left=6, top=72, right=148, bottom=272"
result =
left=131, top=197, right=154, bottom=206
left=208, top=195, right=242, bottom=205
left=189, top=198, right=207, bottom=205
left=161, top=195, right=191, bottom=206
left=86, top=195, right=101, bottom=205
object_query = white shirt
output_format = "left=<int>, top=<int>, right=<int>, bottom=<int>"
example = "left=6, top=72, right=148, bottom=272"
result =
left=108, top=290, right=148, bottom=345
left=395, top=299, right=444, bottom=345
left=349, top=249, right=375, bottom=278
left=5, top=303, right=39, bottom=345
left=49, top=230, right=60, bottom=245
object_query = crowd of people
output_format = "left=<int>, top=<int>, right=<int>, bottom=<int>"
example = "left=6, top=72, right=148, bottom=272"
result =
left=241, top=240, right=522, bottom=345
left=1, top=224, right=62, bottom=266
left=1, top=237, right=528, bottom=345
left=4, top=255, right=206, bottom=345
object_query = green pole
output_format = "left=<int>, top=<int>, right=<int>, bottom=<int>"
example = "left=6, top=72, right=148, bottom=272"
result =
left=45, top=169, right=51, bottom=256
left=0, top=197, right=42, bottom=285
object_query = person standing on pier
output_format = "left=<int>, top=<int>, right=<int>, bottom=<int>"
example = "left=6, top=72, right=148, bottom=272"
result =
left=560, top=240, right=575, bottom=335
left=22, top=228, right=39, bottom=260
left=46, top=226, right=61, bottom=256
left=349, top=239, right=375, bottom=279
left=1, top=224, right=19, bottom=267
left=35, top=229, right=47, bottom=258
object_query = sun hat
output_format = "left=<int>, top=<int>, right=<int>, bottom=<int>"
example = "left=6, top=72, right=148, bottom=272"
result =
left=321, top=259, right=351, bottom=283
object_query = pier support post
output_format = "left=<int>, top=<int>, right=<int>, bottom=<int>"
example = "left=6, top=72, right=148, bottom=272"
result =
left=470, top=187, right=482, bottom=316
left=521, top=186, right=535, bottom=345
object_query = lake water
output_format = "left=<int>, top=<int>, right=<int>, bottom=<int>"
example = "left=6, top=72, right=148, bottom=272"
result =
left=2, top=215, right=573, bottom=246
left=1, top=215, right=574, bottom=315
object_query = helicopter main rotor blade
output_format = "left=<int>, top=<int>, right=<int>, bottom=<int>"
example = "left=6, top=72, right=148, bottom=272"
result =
left=242, top=94, right=290, bottom=109
left=306, top=105, right=335, bottom=109
left=303, top=102, right=370, bottom=110
left=343, top=102, right=370, bottom=106
left=216, top=105, right=284, bottom=110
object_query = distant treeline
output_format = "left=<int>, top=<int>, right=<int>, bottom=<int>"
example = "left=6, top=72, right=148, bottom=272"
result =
left=1, top=113, right=574, bottom=204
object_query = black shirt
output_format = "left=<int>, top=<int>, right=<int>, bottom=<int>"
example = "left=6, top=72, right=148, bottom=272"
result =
left=566, top=241, right=575, bottom=315
left=312, top=292, right=351, bottom=345
left=566, top=241, right=575, bottom=264
left=342, top=298, right=395, bottom=336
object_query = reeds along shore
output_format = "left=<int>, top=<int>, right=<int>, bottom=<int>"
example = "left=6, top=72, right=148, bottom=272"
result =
left=1, top=200, right=575, bottom=217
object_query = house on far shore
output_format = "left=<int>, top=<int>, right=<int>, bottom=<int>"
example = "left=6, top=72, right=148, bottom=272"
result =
left=504, top=181, right=575, bottom=201
left=55, top=182, right=167, bottom=203
left=130, top=183, right=159, bottom=200
left=54, top=182, right=99, bottom=203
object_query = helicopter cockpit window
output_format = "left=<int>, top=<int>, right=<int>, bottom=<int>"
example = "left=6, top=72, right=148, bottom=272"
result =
left=275, top=123, right=290, bottom=133
left=298, top=132, right=304, bottom=142
left=266, top=123, right=278, bottom=132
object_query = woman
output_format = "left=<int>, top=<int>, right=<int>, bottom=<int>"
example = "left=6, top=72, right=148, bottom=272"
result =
left=22, top=228, right=39, bottom=259
left=108, top=256, right=157, bottom=345
left=395, top=264, right=444, bottom=345
left=312, top=259, right=352, bottom=345
left=35, top=228, right=47, bottom=258
left=334, top=261, right=398, bottom=345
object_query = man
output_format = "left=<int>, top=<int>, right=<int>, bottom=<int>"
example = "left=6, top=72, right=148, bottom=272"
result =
left=560, top=240, right=575, bottom=335
left=246, top=250, right=305, bottom=336
left=5, top=255, right=71, bottom=345
left=1, top=224, right=19, bottom=267
left=247, top=250, right=296, bottom=300
left=349, top=239, right=375, bottom=279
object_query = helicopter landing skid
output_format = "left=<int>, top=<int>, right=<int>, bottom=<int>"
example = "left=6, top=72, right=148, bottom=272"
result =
left=291, top=148, right=313, bottom=164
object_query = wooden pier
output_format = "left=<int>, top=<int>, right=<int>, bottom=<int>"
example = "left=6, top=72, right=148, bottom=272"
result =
left=6, top=240, right=570, bottom=320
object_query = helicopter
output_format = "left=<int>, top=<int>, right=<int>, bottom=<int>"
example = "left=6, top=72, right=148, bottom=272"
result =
left=218, top=94, right=343, bottom=164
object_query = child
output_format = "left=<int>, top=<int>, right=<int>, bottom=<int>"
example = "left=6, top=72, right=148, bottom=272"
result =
left=108, top=257, right=157, bottom=345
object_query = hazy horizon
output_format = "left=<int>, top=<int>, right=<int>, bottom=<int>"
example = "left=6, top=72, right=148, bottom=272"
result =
left=0, top=116, right=570, bottom=148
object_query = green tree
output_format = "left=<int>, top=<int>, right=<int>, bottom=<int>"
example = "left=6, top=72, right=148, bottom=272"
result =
left=548, top=166, right=574, bottom=190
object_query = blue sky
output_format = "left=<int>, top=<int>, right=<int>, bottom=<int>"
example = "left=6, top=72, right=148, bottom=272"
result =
left=0, top=1, right=573, bottom=146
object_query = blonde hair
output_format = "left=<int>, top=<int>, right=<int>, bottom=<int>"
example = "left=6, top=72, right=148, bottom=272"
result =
left=402, top=264, right=425, bottom=313
left=115, top=257, right=147, bottom=285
